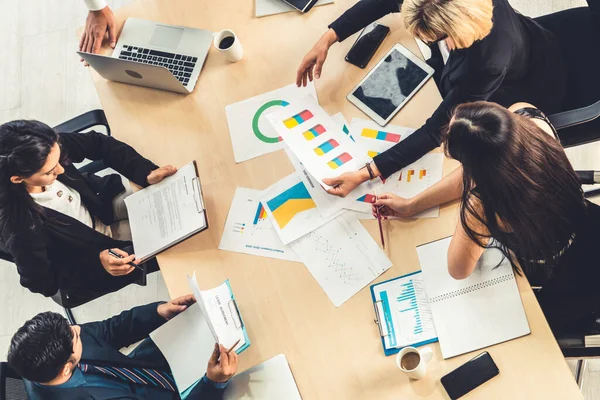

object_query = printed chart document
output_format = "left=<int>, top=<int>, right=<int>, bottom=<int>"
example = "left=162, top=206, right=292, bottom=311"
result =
left=348, top=153, right=445, bottom=219
left=219, top=187, right=299, bottom=262
left=267, top=96, right=370, bottom=191
left=226, top=83, right=318, bottom=163
left=125, top=161, right=207, bottom=261
left=150, top=273, right=250, bottom=398
left=290, top=213, right=392, bottom=306
left=416, top=237, right=530, bottom=359
left=256, top=0, right=333, bottom=17
left=224, top=354, right=301, bottom=400
left=331, top=112, right=353, bottom=141
left=350, top=117, right=415, bottom=160
left=370, top=271, right=437, bottom=356
left=261, top=173, right=344, bottom=245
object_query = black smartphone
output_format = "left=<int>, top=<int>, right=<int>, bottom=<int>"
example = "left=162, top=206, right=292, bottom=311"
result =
left=345, top=22, right=390, bottom=68
left=441, top=352, right=499, bottom=399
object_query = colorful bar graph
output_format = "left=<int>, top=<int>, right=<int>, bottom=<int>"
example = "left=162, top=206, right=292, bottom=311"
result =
left=407, top=169, right=415, bottom=182
left=361, top=128, right=401, bottom=143
left=252, top=203, right=267, bottom=225
left=302, top=124, right=326, bottom=140
left=367, top=150, right=379, bottom=159
left=419, top=169, right=427, bottom=179
left=327, top=152, right=353, bottom=170
left=357, top=194, right=376, bottom=203
left=314, top=139, right=339, bottom=156
left=283, top=109, right=314, bottom=128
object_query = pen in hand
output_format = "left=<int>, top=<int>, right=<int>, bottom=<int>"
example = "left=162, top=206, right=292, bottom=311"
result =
left=226, top=339, right=241, bottom=354
left=374, top=191, right=385, bottom=249
left=108, top=249, right=143, bottom=271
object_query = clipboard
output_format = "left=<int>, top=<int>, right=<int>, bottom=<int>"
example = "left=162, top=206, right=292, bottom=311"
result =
left=224, top=280, right=251, bottom=353
left=370, top=271, right=438, bottom=356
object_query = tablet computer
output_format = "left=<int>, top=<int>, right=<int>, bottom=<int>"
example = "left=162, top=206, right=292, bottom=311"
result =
left=347, top=44, right=434, bottom=126
left=281, top=0, right=319, bottom=12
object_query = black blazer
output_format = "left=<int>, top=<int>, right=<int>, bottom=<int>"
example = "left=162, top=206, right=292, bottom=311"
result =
left=329, top=0, right=566, bottom=177
left=1, top=131, right=158, bottom=297
left=24, top=302, right=224, bottom=400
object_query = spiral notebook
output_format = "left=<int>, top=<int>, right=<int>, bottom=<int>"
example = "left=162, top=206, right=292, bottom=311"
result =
left=416, top=237, right=530, bottom=359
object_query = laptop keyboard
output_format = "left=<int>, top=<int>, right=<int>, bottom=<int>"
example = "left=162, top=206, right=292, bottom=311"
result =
left=118, top=45, right=198, bottom=86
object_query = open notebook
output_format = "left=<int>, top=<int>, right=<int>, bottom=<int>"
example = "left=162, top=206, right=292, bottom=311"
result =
left=124, top=161, right=207, bottom=261
left=416, top=237, right=530, bottom=359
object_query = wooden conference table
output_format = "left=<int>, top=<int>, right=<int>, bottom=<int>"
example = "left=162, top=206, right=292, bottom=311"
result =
left=89, top=0, right=582, bottom=398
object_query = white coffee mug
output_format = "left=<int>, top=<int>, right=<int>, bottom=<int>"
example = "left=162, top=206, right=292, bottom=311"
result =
left=213, top=29, right=243, bottom=62
left=396, top=346, right=434, bottom=380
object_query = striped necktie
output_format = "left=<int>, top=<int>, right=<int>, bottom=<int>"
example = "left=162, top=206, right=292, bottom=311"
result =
left=78, top=362, right=177, bottom=392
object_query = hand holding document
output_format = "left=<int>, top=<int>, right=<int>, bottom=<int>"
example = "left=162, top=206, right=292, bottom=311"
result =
left=150, top=273, right=250, bottom=397
left=124, top=161, right=208, bottom=261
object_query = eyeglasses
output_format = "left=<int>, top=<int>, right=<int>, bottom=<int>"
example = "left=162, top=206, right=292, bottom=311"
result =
left=422, top=35, right=448, bottom=46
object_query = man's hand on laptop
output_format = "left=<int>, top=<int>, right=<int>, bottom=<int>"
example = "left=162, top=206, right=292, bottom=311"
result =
left=80, top=5, right=117, bottom=64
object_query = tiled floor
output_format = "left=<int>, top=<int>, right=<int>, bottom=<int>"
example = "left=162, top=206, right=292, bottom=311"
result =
left=0, top=0, right=598, bottom=398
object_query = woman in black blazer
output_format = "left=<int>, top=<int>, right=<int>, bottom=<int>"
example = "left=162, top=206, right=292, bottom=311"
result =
left=296, top=0, right=567, bottom=196
left=0, top=120, right=176, bottom=298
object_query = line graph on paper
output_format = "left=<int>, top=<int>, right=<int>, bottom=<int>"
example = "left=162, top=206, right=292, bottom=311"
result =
left=307, top=233, right=362, bottom=284
left=290, top=214, right=392, bottom=306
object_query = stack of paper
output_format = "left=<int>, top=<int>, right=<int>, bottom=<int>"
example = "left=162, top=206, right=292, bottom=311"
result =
left=221, top=91, right=446, bottom=307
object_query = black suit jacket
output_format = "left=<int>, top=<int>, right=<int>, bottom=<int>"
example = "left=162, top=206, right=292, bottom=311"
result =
left=329, top=0, right=566, bottom=177
left=1, top=131, right=158, bottom=297
left=24, top=303, right=224, bottom=400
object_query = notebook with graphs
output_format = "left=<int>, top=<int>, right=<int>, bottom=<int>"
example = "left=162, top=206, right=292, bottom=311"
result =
left=416, top=237, right=530, bottom=359
left=370, top=271, right=438, bottom=356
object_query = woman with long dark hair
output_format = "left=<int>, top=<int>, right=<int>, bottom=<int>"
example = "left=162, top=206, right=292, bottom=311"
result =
left=0, top=120, right=176, bottom=298
left=373, top=101, right=600, bottom=334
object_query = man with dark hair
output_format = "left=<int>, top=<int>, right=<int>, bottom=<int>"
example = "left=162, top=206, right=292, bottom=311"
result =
left=7, top=295, right=238, bottom=400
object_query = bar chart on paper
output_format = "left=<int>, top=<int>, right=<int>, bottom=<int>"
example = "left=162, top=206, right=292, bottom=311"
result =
left=371, top=272, right=437, bottom=353
left=219, top=187, right=299, bottom=262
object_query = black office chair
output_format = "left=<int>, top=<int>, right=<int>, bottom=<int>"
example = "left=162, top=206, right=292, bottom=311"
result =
left=0, top=363, right=27, bottom=400
left=535, top=0, right=600, bottom=389
left=0, top=110, right=144, bottom=325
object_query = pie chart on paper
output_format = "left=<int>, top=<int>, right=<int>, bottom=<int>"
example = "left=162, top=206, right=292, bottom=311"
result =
left=252, top=100, right=289, bottom=143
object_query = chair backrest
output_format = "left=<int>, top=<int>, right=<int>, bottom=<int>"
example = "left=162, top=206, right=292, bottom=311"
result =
left=0, top=363, right=28, bottom=400
left=535, top=6, right=600, bottom=112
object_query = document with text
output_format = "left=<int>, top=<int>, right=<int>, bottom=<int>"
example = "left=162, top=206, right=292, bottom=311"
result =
left=125, top=161, right=208, bottom=260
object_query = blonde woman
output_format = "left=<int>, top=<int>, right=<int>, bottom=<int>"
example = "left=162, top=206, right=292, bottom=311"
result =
left=296, top=0, right=566, bottom=197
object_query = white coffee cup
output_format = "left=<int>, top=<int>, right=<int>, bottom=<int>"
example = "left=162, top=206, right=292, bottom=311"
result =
left=396, top=346, right=434, bottom=380
left=213, top=29, right=243, bottom=62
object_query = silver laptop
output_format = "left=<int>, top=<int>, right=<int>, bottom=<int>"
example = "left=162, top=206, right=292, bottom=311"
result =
left=78, top=18, right=213, bottom=94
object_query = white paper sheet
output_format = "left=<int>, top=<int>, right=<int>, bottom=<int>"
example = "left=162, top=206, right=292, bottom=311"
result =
left=261, top=173, right=344, bottom=245
left=290, top=213, right=392, bottom=306
left=224, top=354, right=301, bottom=400
left=226, top=83, right=318, bottom=163
left=219, top=187, right=299, bottom=262
left=347, top=153, right=445, bottom=219
left=266, top=96, right=370, bottom=190
left=149, top=303, right=215, bottom=393
left=150, top=276, right=249, bottom=394
left=416, top=237, right=530, bottom=358
left=124, top=162, right=206, bottom=260
left=256, top=0, right=334, bottom=17
left=331, top=112, right=353, bottom=141
left=350, top=117, right=415, bottom=160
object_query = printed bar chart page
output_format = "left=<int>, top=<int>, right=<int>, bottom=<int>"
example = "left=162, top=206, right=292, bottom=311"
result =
left=266, top=96, right=369, bottom=191
left=290, top=213, right=392, bottom=307
left=219, top=187, right=299, bottom=262
left=372, top=272, right=437, bottom=351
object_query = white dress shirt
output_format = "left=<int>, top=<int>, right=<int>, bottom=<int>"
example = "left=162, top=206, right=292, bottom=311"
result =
left=84, top=0, right=108, bottom=11
left=30, top=180, right=112, bottom=237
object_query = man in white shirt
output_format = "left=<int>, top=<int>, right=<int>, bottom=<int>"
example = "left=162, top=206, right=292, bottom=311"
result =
left=80, top=0, right=117, bottom=60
